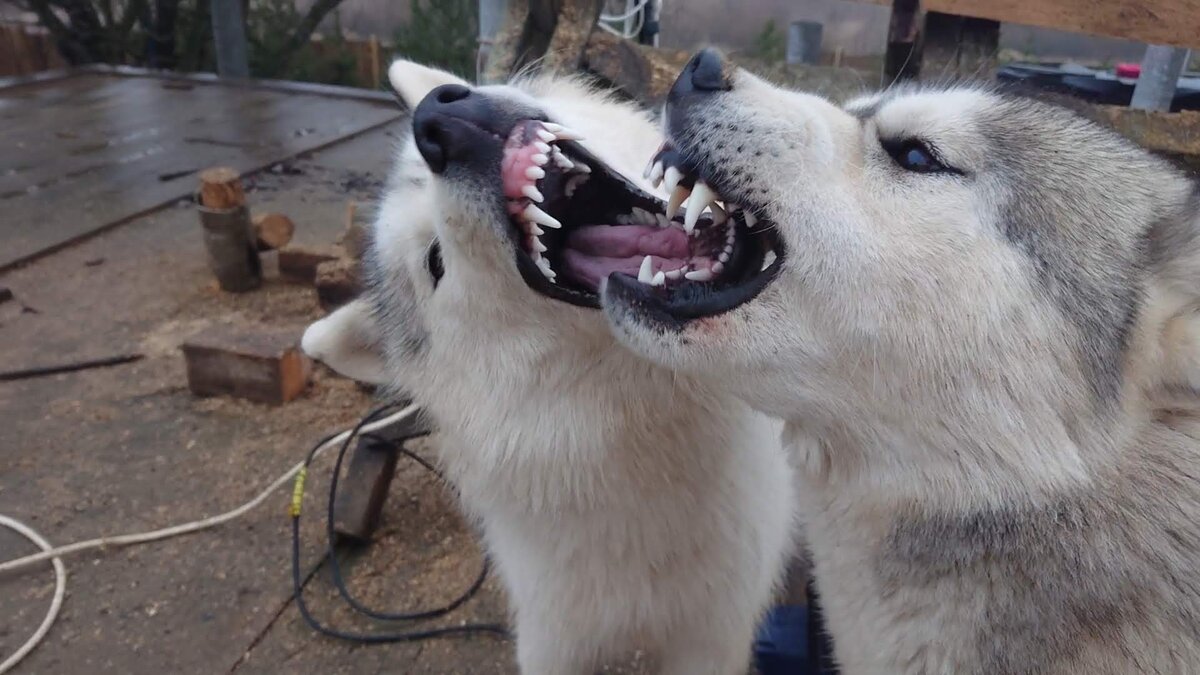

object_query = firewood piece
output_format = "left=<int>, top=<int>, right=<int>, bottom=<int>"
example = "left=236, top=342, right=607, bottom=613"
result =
left=252, top=212, right=295, bottom=251
left=182, top=325, right=311, bottom=405
left=278, top=245, right=341, bottom=284
left=315, top=258, right=362, bottom=311
left=333, top=434, right=399, bottom=542
left=198, top=167, right=245, bottom=209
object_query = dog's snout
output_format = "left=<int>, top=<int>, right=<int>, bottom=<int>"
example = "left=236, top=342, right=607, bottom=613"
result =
left=413, top=83, right=492, bottom=174
left=669, top=49, right=732, bottom=104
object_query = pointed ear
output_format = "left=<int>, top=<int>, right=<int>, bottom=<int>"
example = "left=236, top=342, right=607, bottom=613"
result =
left=388, top=59, right=471, bottom=110
left=302, top=299, right=389, bottom=385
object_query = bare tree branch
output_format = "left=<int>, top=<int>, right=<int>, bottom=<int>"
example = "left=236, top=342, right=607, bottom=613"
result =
left=280, top=0, right=345, bottom=61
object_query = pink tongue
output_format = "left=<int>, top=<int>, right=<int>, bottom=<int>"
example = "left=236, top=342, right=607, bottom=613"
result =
left=561, top=226, right=691, bottom=290
left=566, top=225, right=689, bottom=258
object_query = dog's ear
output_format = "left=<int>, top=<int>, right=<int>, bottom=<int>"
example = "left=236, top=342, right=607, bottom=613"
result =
left=388, top=59, right=470, bottom=110
left=302, top=299, right=389, bottom=385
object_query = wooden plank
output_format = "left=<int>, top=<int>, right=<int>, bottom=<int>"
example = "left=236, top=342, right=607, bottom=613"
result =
left=0, top=70, right=401, bottom=272
left=859, top=0, right=1200, bottom=49
left=884, top=0, right=924, bottom=83
left=922, top=11, right=999, bottom=79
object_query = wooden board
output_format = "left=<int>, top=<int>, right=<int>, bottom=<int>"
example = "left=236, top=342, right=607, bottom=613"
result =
left=861, top=0, right=1200, bottom=49
left=0, top=67, right=401, bottom=272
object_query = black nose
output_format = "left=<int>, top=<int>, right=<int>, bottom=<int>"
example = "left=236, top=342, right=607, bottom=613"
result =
left=669, top=49, right=731, bottom=103
left=412, top=83, right=491, bottom=174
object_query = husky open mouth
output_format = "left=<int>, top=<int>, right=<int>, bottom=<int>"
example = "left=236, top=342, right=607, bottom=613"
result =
left=501, top=121, right=783, bottom=312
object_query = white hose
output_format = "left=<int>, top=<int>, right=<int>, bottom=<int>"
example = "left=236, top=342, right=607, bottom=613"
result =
left=0, top=515, right=66, bottom=675
left=0, top=404, right=419, bottom=673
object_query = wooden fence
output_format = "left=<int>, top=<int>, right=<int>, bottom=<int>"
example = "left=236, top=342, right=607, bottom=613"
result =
left=0, top=23, right=66, bottom=77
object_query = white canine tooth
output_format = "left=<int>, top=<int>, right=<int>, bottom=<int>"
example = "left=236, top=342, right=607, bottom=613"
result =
left=523, top=203, right=560, bottom=228
left=712, top=262, right=724, bottom=275
left=534, top=141, right=551, bottom=153
left=684, top=269, right=713, bottom=282
left=655, top=213, right=670, bottom=228
left=718, top=251, right=729, bottom=263
left=565, top=173, right=589, bottom=197
left=543, top=123, right=584, bottom=140
left=666, top=185, right=690, bottom=220
left=536, top=129, right=556, bottom=143
left=744, top=211, right=758, bottom=228
left=664, top=166, right=684, bottom=193
left=638, top=255, right=654, bottom=283
left=574, top=162, right=591, bottom=174
left=651, top=271, right=666, bottom=286
left=710, top=202, right=727, bottom=226
left=551, top=149, right=575, bottom=170
left=648, top=161, right=665, bottom=186
left=531, top=153, right=548, bottom=166
left=685, top=182, right=716, bottom=233
left=526, top=166, right=546, bottom=180
left=632, top=207, right=655, bottom=225
left=522, top=184, right=545, bottom=202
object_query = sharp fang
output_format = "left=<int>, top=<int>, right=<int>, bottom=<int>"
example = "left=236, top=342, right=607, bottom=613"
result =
left=632, top=207, right=655, bottom=225
left=524, top=203, right=560, bottom=228
left=712, top=262, right=724, bottom=275
left=664, top=166, right=684, bottom=193
left=529, top=222, right=545, bottom=236
left=534, top=141, right=551, bottom=153
left=551, top=149, right=574, bottom=170
left=565, top=173, right=588, bottom=197
left=685, top=182, right=716, bottom=233
left=744, top=211, right=758, bottom=228
left=531, top=153, right=548, bottom=166
left=536, top=129, right=556, bottom=143
left=667, top=185, right=690, bottom=220
left=655, top=213, right=670, bottom=228
left=710, top=202, right=727, bottom=226
left=526, top=166, right=546, bottom=180
left=684, top=269, right=713, bottom=282
left=522, top=185, right=545, bottom=202
left=648, top=161, right=665, bottom=186
left=638, top=255, right=654, bottom=283
left=651, top=271, right=666, bottom=286
left=533, top=238, right=548, bottom=253
left=544, top=123, right=584, bottom=140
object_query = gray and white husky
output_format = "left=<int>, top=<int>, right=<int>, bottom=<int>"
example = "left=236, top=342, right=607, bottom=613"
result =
left=598, top=49, right=1200, bottom=674
left=301, top=60, right=795, bottom=674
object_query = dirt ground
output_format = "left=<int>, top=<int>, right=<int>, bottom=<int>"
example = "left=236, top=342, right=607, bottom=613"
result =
left=0, top=121, right=527, bottom=674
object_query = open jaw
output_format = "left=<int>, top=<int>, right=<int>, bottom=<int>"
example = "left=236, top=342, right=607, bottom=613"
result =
left=500, top=121, right=783, bottom=313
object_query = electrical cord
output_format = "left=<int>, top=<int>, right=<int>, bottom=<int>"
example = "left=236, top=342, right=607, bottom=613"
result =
left=290, top=403, right=510, bottom=642
left=1, top=402, right=504, bottom=673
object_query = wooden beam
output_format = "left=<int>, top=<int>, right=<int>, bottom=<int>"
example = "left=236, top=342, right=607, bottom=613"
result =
left=923, top=11, right=999, bottom=79
left=884, top=0, right=924, bottom=84
left=864, top=0, right=1200, bottom=50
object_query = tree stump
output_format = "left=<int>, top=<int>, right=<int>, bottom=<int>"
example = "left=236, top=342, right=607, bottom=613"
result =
left=197, top=167, right=261, bottom=292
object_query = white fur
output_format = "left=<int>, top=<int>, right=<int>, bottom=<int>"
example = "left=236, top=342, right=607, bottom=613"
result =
left=303, top=61, right=796, bottom=674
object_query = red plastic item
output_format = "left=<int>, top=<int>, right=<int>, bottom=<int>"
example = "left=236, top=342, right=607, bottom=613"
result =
left=1115, top=63, right=1141, bottom=78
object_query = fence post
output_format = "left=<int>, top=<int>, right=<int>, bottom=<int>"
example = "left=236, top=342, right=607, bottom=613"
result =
left=210, top=0, right=250, bottom=78
left=786, top=21, right=822, bottom=66
left=1130, top=46, right=1190, bottom=112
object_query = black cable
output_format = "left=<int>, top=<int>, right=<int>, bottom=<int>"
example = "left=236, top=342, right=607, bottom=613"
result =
left=0, top=353, right=144, bottom=382
left=290, top=403, right=510, bottom=643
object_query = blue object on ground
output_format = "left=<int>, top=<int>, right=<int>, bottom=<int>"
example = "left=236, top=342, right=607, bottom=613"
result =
left=754, top=604, right=813, bottom=674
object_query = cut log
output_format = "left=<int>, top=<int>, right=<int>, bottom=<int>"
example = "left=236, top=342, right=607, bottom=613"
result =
left=315, top=258, right=362, bottom=311
left=182, top=325, right=312, bottom=405
left=198, top=167, right=245, bottom=209
left=251, top=212, right=295, bottom=251
left=278, top=245, right=341, bottom=284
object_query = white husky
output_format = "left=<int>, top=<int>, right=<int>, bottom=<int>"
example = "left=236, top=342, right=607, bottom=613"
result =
left=301, top=60, right=795, bottom=674
left=600, top=49, right=1200, bottom=674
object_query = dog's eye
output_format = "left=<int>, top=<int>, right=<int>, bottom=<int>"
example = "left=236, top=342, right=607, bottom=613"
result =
left=882, top=139, right=957, bottom=175
left=427, top=241, right=444, bottom=287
